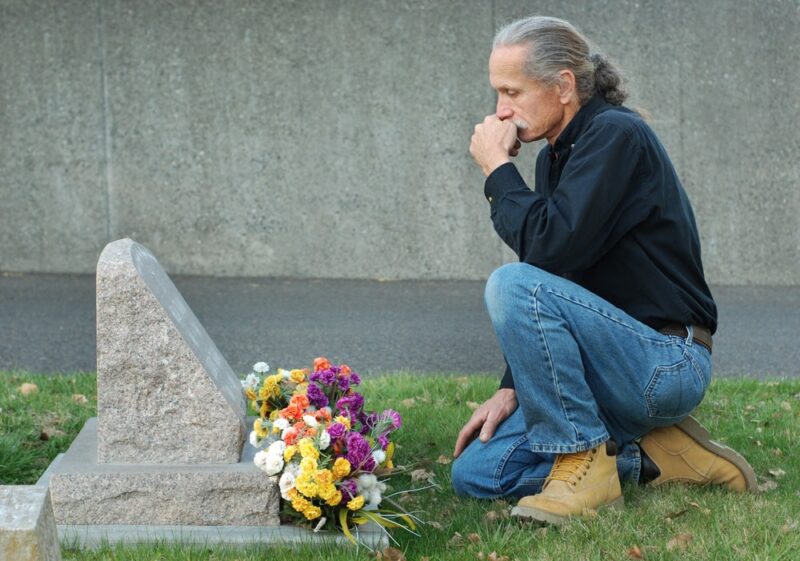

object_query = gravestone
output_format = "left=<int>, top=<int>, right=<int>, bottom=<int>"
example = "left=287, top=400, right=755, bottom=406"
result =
left=45, top=239, right=279, bottom=530
left=0, top=486, right=62, bottom=561
left=96, top=239, right=245, bottom=464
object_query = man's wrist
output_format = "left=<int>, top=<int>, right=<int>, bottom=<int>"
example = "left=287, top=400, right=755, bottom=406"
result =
left=483, top=157, right=511, bottom=176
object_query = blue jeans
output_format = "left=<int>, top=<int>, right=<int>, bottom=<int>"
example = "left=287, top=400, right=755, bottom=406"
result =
left=451, top=263, right=712, bottom=499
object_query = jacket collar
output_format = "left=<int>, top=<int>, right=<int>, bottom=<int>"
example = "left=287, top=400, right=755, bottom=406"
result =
left=551, top=94, right=609, bottom=155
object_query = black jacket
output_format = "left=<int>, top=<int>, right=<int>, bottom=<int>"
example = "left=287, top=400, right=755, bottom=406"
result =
left=484, top=95, right=717, bottom=390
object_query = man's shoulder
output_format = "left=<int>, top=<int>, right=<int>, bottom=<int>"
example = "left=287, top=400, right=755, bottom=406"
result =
left=591, top=105, right=662, bottom=143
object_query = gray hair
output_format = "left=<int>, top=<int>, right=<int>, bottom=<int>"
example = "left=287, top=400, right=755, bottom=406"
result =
left=493, top=16, right=627, bottom=106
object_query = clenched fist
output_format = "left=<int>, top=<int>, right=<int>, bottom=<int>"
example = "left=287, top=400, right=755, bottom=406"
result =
left=469, top=115, right=522, bottom=176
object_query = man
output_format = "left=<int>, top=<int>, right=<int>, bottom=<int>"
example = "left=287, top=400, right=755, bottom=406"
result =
left=451, top=16, right=757, bottom=525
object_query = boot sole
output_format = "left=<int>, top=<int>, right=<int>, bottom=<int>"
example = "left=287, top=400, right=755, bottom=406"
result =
left=510, top=495, right=624, bottom=525
left=677, top=415, right=759, bottom=492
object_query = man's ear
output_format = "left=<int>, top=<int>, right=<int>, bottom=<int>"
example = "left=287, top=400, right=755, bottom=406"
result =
left=556, top=70, right=577, bottom=105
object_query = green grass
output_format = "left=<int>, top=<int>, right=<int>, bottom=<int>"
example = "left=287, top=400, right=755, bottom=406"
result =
left=2, top=372, right=799, bottom=560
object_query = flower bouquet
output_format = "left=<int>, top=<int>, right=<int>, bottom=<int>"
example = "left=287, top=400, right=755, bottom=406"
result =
left=241, top=357, right=419, bottom=545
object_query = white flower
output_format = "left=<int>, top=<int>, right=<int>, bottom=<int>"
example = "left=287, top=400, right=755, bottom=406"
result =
left=279, top=471, right=296, bottom=500
left=267, top=440, right=286, bottom=456
left=303, top=415, right=319, bottom=428
left=249, top=431, right=262, bottom=448
left=263, top=451, right=284, bottom=476
left=273, top=418, right=289, bottom=431
left=254, top=450, right=269, bottom=471
left=356, top=474, right=377, bottom=492
left=241, top=373, right=260, bottom=390
left=318, top=430, right=331, bottom=450
left=313, top=517, right=327, bottom=533
left=367, top=488, right=382, bottom=506
left=285, top=461, right=300, bottom=477
left=268, top=475, right=278, bottom=484
left=253, top=361, right=270, bottom=373
left=371, top=450, right=386, bottom=465
left=279, top=368, right=290, bottom=379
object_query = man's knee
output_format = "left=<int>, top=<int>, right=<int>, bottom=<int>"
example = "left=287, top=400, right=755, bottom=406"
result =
left=451, top=452, right=493, bottom=498
left=485, top=263, right=547, bottom=324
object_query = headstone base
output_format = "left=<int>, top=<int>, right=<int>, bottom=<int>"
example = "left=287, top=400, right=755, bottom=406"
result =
left=40, top=419, right=279, bottom=527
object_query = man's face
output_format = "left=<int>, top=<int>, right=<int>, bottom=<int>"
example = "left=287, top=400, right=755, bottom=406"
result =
left=489, top=44, right=568, bottom=145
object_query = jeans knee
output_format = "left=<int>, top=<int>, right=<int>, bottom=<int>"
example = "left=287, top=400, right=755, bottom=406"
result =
left=485, top=263, right=543, bottom=326
left=451, top=452, right=495, bottom=498
left=450, top=455, right=473, bottom=497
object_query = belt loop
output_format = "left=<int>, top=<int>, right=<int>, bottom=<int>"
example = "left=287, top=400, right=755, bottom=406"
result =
left=685, top=325, right=694, bottom=346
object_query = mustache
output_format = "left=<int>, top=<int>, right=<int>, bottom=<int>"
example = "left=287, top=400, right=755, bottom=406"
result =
left=512, top=119, right=529, bottom=130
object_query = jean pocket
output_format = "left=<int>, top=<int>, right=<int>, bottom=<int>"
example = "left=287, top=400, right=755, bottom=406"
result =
left=645, top=352, right=706, bottom=419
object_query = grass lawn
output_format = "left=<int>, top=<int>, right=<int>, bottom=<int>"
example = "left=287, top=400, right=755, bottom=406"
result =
left=2, top=372, right=799, bottom=560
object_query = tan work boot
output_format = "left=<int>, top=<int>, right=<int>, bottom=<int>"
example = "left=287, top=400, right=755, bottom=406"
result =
left=639, top=416, right=758, bottom=492
left=511, top=442, right=623, bottom=524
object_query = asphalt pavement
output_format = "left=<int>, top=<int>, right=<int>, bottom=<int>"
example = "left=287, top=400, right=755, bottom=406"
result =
left=1, top=273, right=798, bottom=379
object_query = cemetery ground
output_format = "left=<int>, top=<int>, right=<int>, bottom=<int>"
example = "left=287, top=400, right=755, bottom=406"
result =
left=2, top=371, right=799, bottom=561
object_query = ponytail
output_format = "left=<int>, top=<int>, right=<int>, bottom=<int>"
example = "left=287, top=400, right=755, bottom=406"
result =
left=589, top=52, right=628, bottom=106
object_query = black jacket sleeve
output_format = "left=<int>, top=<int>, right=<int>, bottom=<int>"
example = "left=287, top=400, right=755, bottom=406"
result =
left=484, top=121, right=646, bottom=274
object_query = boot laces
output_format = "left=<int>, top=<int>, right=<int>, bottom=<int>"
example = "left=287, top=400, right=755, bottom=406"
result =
left=547, top=448, right=596, bottom=485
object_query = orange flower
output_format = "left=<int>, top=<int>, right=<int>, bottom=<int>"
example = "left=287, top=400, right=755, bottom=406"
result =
left=282, top=405, right=302, bottom=420
left=313, top=357, right=332, bottom=371
left=340, top=364, right=351, bottom=375
left=283, top=428, right=299, bottom=446
left=290, top=394, right=310, bottom=410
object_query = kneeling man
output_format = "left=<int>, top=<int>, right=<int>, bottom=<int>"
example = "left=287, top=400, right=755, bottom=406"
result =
left=452, top=15, right=756, bottom=524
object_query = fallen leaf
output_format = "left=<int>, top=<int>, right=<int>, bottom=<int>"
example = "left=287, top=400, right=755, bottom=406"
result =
left=429, top=521, right=443, bottom=530
left=484, top=511, right=500, bottom=522
left=535, top=527, right=549, bottom=538
left=665, top=508, right=689, bottom=521
left=401, top=398, right=416, bottom=407
left=467, top=533, right=481, bottom=544
left=410, top=469, right=436, bottom=483
left=40, top=427, right=65, bottom=441
left=627, top=545, right=645, bottom=559
left=768, top=468, right=787, bottom=478
left=379, top=547, right=406, bottom=561
left=436, top=455, right=452, bottom=465
left=455, top=376, right=470, bottom=385
left=487, top=553, right=510, bottom=561
left=781, top=401, right=792, bottom=411
left=71, top=394, right=89, bottom=405
left=666, top=533, right=693, bottom=552
left=448, top=532, right=464, bottom=547
left=421, top=558, right=431, bottom=561
left=19, top=383, right=38, bottom=396
left=772, top=448, right=784, bottom=457
left=476, top=553, right=485, bottom=560
left=466, top=401, right=481, bottom=411
left=744, top=404, right=756, bottom=413
left=781, top=520, right=798, bottom=533
left=759, top=480, right=779, bottom=492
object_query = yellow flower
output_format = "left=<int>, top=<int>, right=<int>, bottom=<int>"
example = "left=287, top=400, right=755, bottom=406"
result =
left=316, top=469, right=333, bottom=486
left=290, top=369, right=306, bottom=384
left=283, top=445, right=297, bottom=462
left=245, top=388, right=257, bottom=402
left=296, top=382, right=308, bottom=394
left=303, top=505, right=322, bottom=520
left=334, top=415, right=351, bottom=430
left=332, top=458, right=351, bottom=479
left=253, top=419, right=269, bottom=438
left=298, top=438, right=320, bottom=460
left=300, top=457, right=318, bottom=472
left=325, top=490, right=343, bottom=507
left=295, top=472, right=319, bottom=498
left=259, top=401, right=268, bottom=418
left=318, top=483, right=337, bottom=502
left=347, top=495, right=365, bottom=511
left=269, top=410, right=280, bottom=421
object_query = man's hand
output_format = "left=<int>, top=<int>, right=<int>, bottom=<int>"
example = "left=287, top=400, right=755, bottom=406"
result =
left=453, top=388, right=517, bottom=458
left=470, top=115, right=521, bottom=176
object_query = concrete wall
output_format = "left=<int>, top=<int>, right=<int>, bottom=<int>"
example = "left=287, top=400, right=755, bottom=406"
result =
left=1, top=0, right=798, bottom=284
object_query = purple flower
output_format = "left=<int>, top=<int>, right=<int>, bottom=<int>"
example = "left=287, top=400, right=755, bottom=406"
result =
left=339, top=478, right=358, bottom=502
left=336, top=393, right=364, bottom=417
left=338, top=376, right=351, bottom=392
left=327, top=422, right=346, bottom=440
left=345, top=432, right=371, bottom=468
left=362, top=456, right=376, bottom=472
left=378, top=434, right=390, bottom=450
left=310, top=368, right=336, bottom=386
left=306, top=383, right=329, bottom=409
left=349, top=372, right=362, bottom=386
left=382, top=409, right=402, bottom=430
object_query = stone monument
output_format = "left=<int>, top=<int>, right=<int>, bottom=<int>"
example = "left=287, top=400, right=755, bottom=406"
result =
left=0, top=486, right=62, bottom=561
left=41, top=239, right=279, bottom=534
